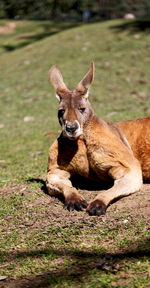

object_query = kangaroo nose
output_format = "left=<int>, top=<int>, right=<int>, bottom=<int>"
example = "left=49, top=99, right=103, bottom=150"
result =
left=66, top=121, right=79, bottom=133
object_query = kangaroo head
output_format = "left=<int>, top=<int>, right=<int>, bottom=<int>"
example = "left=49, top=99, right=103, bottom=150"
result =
left=49, top=63, right=94, bottom=140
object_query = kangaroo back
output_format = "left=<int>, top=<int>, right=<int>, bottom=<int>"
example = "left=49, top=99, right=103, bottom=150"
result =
left=118, top=117, right=150, bottom=182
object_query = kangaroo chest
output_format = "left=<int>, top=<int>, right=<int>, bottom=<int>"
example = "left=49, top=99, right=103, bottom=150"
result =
left=57, top=138, right=89, bottom=177
left=57, top=137, right=109, bottom=181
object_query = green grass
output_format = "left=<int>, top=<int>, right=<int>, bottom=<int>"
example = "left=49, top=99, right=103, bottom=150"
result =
left=0, top=19, right=150, bottom=187
left=0, top=19, right=150, bottom=287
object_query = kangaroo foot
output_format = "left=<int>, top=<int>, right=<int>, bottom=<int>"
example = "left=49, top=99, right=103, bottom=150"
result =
left=64, top=193, right=88, bottom=212
left=86, top=199, right=107, bottom=216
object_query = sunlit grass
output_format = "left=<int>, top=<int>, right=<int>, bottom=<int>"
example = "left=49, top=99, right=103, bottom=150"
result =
left=0, top=19, right=150, bottom=287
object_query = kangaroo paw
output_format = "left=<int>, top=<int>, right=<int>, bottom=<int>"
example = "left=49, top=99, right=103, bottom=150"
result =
left=86, top=199, right=107, bottom=216
left=64, top=194, right=88, bottom=212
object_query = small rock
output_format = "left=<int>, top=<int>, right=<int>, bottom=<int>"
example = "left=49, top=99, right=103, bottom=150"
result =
left=24, top=97, right=38, bottom=103
left=0, top=276, right=7, bottom=281
left=139, top=92, right=146, bottom=98
left=24, top=116, right=34, bottom=122
left=29, top=151, right=43, bottom=157
left=24, top=60, right=30, bottom=65
left=20, top=187, right=26, bottom=193
left=75, top=34, right=81, bottom=40
left=82, top=46, right=88, bottom=51
left=84, top=42, right=90, bottom=46
left=0, top=124, right=4, bottom=129
left=124, top=13, right=135, bottom=19
left=124, top=77, right=131, bottom=82
left=134, top=34, right=140, bottom=39
left=102, top=263, right=112, bottom=271
left=106, top=112, right=117, bottom=118
left=104, top=61, right=110, bottom=68
left=123, top=219, right=128, bottom=224
left=24, top=221, right=34, bottom=226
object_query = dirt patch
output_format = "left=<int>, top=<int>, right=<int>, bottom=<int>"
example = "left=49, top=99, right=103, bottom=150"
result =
left=109, top=183, right=150, bottom=218
left=0, top=22, right=17, bottom=34
left=0, top=183, right=150, bottom=288
left=0, top=184, right=27, bottom=196
left=0, top=182, right=149, bottom=241
left=0, top=183, right=150, bottom=224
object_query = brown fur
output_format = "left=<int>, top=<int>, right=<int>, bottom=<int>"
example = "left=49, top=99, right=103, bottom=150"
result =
left=118, top=118, right=150, bottom=182
left=46, top=63, right=150, bottom=215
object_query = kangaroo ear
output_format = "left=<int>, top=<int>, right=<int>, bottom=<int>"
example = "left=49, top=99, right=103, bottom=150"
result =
left=48, top=65, right=68, bottom=101
left=77, top=62, right=95, bottom=97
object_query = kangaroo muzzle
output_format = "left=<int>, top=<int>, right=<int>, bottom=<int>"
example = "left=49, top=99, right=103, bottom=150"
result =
left=64, top=120, right=82, bottom=140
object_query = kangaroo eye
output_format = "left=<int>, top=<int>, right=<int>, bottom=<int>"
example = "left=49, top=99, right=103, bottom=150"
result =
left=79, top=108, right=86, bottom=113
left=58, top=109, right=65, bottom=117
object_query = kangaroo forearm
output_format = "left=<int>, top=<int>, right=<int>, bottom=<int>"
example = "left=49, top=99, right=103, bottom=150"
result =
left=46, top=169, right=88, bottom=211
left=46, top=169, right=73, bottom=196
left=96, top=169, right=142, bottom=206
left=87, top=166, right=143, bottom=216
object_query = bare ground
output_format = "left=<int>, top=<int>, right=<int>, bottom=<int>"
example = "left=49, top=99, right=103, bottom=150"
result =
left=0, top=183, right=150, bottom=288
left=0, top=22, right=17, bottom=34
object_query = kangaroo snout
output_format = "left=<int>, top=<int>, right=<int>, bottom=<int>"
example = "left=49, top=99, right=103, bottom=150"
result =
left=65, top=121, right=79, bottom=133
left=64, top=120, right=82, bottom=139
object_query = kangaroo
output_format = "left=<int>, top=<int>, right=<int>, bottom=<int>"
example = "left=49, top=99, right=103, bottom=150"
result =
left=46, top=62, right=150, bottom=216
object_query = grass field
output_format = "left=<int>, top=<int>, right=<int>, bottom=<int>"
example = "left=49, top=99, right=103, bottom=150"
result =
left=0, top=19, right=150, bottom=288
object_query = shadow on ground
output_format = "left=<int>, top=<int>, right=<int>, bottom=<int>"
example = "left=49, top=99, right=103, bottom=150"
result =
left=1, top=237, right=150, bottom=288
left=27, top=176, right=113, bottom=193
left=27, top=177, right=113, bottom=211
left=2, top=21, right=81, bottom=52
left=27, top=178, right=48, bottom=194
left=111, top=18, right=150, bottom=33
left=3, top=18, right=150, bottom=53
